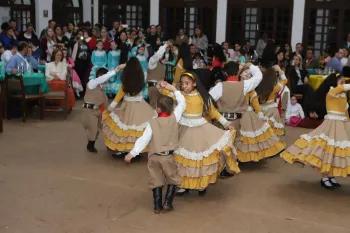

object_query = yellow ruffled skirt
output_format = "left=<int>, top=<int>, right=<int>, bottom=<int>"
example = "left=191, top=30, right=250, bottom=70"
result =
left=102, top=100, right=157, bottom=151
left=236, top=111, right=286, bottom=162
left=281, top=118, right=350, bottom=177
left=174, top=122, right=240, bottom=190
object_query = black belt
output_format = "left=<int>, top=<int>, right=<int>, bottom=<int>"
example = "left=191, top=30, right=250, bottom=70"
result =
left=155, top=150, right=174, bottom=156
left=83, top=103, right=99, bottom=110
left=147, top=81, right=158, bottom=87
left=220, top=112, right=242, bottom=120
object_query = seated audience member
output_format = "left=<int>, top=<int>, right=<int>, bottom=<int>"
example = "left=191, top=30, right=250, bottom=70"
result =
left=341, top=48, right=349, bottom=67
left=1, top=44, right=17, bottom=66
left=286, top=95, right=305, bottom=126
left=174, top=28, right=188, bottom=46
left=304, top=49, right=318, bottom=70
left=275, top=50, right=288, bottom=71
left=292, top=43, right=305, bottom=59
left=233, top=49, right=246, bottom=64
left=192, top=52, right=206, bottom=69
left=210, top=43, right=226, bottom=69
left=0, top=27, right=18, bottom=50
left=45, top=49, right=75, bottom=111
left=326, top=48, right=344, bottom=73
left=221, top=41, right=234, bottom=59
left=6, top=42, right=30, bottom=74
left=343, top=33, right=350, bottom=48
left=26, top=46, right=39, bottom=71
left=287, top=54, right=314, bottom=115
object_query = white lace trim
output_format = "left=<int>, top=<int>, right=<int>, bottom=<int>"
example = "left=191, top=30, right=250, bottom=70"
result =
left=327, top=111, right=345, bottom=115
left=109, top=111, right=157, bottom=131
left=183, top=91, right=199, bottom=97
left=218, top=116, right=228, bottom=127
left=300, top=133, right=350, bottom=149
left=174, top=130, right=232, bottom=160
left=264, top=116, right=284, bottom=129
left=183, top=113, right=202, bottom=117
left=260, top=102, right=278, bottom=112
left=247, top=106, right=254, bottom=112
left=109, top=101, right=117, bottom=108
left=124, top=95, right=143, bottom=102
left=179, top=117, right=207, bottom=127
left=257, top=112, right=265, bottom=119
left=240, top=122, right=270, bottom=138
left=324, top=115, right=348, bottom=122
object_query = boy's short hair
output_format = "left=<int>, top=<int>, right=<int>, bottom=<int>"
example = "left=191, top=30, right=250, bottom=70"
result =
left=157, top=96, right=174, bottom=113
left=96, top=67, right=108, bottom=77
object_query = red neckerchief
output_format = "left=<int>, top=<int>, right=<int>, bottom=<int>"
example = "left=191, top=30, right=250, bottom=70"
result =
left=158, top=112, right=171, bottom=117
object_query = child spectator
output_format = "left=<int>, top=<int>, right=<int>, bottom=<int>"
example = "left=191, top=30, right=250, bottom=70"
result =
left=286, top=95, right=305, bottom=126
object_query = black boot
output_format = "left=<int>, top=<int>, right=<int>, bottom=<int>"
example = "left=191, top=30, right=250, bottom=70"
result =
left=152, top=187, right=163, bottom=214
left=220, top=167, right=233, bottom=179
left=198, top=189, right=207, bottom=196
left=87, top=141, right=97, bottom=153
left=163, top=185, right=176, bottom=211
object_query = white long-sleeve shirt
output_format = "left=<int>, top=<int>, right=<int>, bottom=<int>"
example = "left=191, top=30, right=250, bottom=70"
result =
left=45, top=61, right=68, bottom=81
left=87, top=70, right=116, bottom=90
left=286, top=103, right=305, bottom=122
left=148, top=43, right=168, bottom=70
left=130, top=91, right=186, bottom=157
left=1, top=50, right=13, bottom=66
left=209, top=65, right=263, bottom=101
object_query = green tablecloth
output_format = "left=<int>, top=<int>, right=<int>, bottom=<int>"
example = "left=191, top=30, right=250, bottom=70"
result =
left=0, top=62, right=50, bottom=94
left=38, top=64, right=46, bottom=73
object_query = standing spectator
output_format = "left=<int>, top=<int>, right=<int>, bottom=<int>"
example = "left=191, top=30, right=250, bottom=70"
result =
left=0, top=22, right=9, bottom=40
left=292, top=43, right=305, bottom=59
left=92, top=27, right=101, bottom=39
left=341, top=48, right=349, bottom=67
left=284, top=42, right=293, bottom=62
left=26, top=46, right=39, bottom=71
left=109, top=21, right=120, bottom=40
left=261, top=39, right=276, bottom=67
left=304, top=49, right=318, bottom=69
left=62, top=47, right=83, bottom=96
left=8, top=19, right=20, bottom=36
left=191, top=26, right=208, bottom=58
left=156, top=25, right=165, bottom=40
left=146, top=25, right=158, bottom=51
left=175, top=28, right=188, bottom=46
left=18, top=23, right=39, bottom=46
left=343, top=33, right=350, bottom=48
left=40, top=19, right=56, bottom=39
left=326, top=48, right=344, bottom=73
left=83, top=29, right=96, bottom=51
left=1, top=44, right=17, bottom=66
left=55, top=25, right=69, bottom=48
left=243, top=40, right=255, bottom=59
left=211, top=43, right=226, bottom=68
left=256, top=33, right=268, bottom=59
left=100, top=27, right=111, bottom=51
left=72, top=35, right=90, bottom=91
left=1, top=27, right=18, bottom=50
left=40, top=28, right=56, bottom=62
left=65, top=22, right=75, bottom=40
left=29, top=42, right=42, bottom=61
left=117, top=31, right=129, bottom=64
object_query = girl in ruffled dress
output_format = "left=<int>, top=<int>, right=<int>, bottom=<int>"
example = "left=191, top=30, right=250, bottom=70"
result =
left=255, top=65, right=287, bottom=136
left=62, top=47, right=83, bottom=97
left=103, top=40, right=121, bottom=96
left=136, top=45, right=149, bottom=100
left=102, top=57, right=157, bottom=155
left=158, top=71, right=240, bottom=196
left=281, top=74, right=350, bottom=189
left=235, top=66, right=286, bottom=162
left=89, top=40, right=107, bottom=80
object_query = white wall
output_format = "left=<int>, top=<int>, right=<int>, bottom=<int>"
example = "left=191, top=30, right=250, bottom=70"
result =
left=150, top=0, right=159, bottom=25
left=0, top=7, right=10, bottom=24
left=215, top=0, right=227, bottom=43
left=291, top=0, right=305, bottom=49
left=83, top=0, right=91, bottom=23
left=35, top=0, right=53, bottom=34
left=93, top=0, right=99, bottom=25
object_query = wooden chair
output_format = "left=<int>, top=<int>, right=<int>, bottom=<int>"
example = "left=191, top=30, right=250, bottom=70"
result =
left=43, top=70, right=72, bottom=119
left=5, top=74, right=45, bottom=122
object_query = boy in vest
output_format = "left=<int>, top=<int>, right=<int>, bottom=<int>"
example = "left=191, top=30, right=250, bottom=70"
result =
left=124, top=81, right=186, bottom=214
left=83, top=64, right=125, bottom=153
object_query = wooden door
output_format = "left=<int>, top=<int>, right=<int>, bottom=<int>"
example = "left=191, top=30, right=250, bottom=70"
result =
left=160, top=0, right=217, bottom=44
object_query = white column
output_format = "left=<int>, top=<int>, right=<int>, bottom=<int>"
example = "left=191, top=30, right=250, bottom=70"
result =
left=150, top=0, right=159, bottom=25
left=291, top=0, right=305, bottom=49
left=82, top=0, right=92, bottom=23
left=35, top=0, right=53, bottom=34
left=215, top=0, right=227, bottom=43
left=93, top=0, right=99, bottom=25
